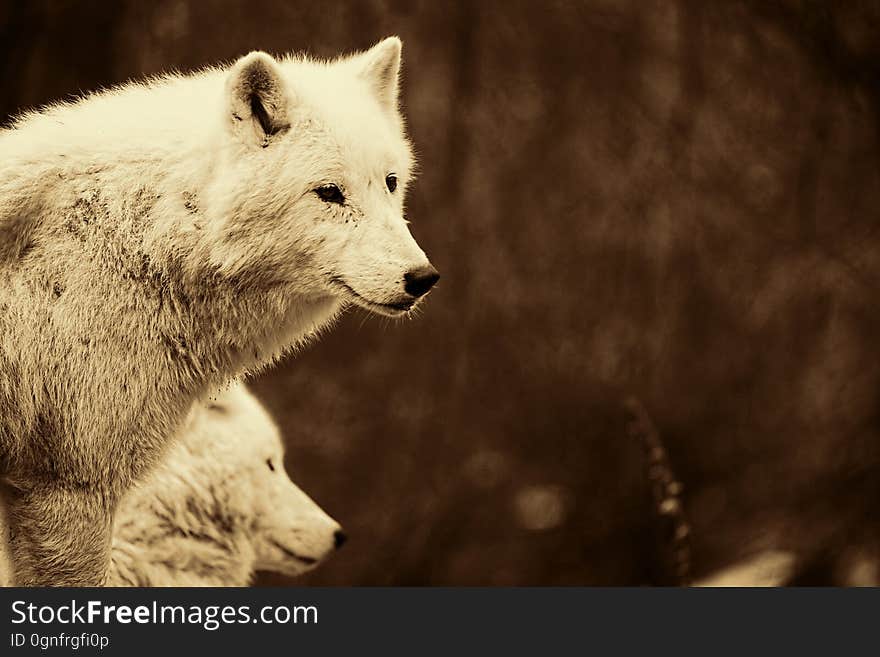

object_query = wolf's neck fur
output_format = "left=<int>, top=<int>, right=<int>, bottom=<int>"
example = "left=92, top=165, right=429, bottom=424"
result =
left=0, top=146, right=341, bottom=486
left=110, top=519, right=257, bottom=587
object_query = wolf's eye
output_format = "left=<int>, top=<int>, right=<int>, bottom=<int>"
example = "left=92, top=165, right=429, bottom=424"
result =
left=315, top=184, right=345, bottom=204
left=266, top=458, right=276, bottom=472
left=385, top=174, right=398, bottom=193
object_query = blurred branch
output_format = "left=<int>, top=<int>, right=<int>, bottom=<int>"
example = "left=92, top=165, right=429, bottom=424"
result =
left=625, top=397, right=692, bottom=586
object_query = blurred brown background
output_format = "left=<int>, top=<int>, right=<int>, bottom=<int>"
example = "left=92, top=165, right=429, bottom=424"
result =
left=2, top=0, right=880, bottom=585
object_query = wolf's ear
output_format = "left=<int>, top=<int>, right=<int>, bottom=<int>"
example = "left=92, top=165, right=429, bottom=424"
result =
left=226, top=51, right=291, bottom=146
left=358, top=37, right=402, bottom=113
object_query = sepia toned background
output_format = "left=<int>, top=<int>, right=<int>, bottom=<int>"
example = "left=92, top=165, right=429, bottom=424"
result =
left=2, top=0, right=880, bottom=585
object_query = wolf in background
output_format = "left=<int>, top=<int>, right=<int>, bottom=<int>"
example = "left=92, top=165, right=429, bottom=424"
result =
left=0, top=382, right=344, bottom=586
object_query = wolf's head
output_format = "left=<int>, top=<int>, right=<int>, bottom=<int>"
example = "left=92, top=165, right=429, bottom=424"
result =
left=245, top=417, right=345, bottom=578
left=207, top=38, right=438, bottom=318
left=206, top=382, right=344, bottom=578
left=126, top=382, right=344, bottom=581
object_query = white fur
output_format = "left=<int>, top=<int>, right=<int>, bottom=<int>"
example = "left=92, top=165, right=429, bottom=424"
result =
left=0, top=382, right=341, bottom=586
left=0, top=37, right=432, bottom=585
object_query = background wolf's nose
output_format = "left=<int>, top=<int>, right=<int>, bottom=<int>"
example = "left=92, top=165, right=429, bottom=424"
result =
left=404, top=265, right=440, bottom=298
left=334, top=529, right=348, bottom=549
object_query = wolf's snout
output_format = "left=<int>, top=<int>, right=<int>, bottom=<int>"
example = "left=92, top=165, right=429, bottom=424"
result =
left=333, top=529, right=348, bottom=550
left=404, top=264, right=440, bottom=298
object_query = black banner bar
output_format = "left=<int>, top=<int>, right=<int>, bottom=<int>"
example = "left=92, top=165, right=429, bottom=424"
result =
left=0, top=588, right=875, bottom=654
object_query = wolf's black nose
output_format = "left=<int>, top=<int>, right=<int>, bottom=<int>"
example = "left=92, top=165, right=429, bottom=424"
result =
left=334, top=529, right=348, bottom=550
left=404, top=265, right=440, bottom=298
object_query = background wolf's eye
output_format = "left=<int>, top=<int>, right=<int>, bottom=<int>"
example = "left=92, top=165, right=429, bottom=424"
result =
left=266, top=458, right=276, bottom=472
left=315, top=184, right=345, bottom=204
left=385, top=174, right=398, bottom=193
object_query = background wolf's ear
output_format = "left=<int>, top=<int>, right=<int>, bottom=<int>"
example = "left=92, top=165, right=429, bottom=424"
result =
left=358, top=37, right=402, bottom=113
left=226, top=51, right=290, bottom=146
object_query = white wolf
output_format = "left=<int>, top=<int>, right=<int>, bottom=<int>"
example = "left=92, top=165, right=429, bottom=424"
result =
left=0, top=382, right=344, bottom=586
left=0, top=36, right=437, bottom=585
